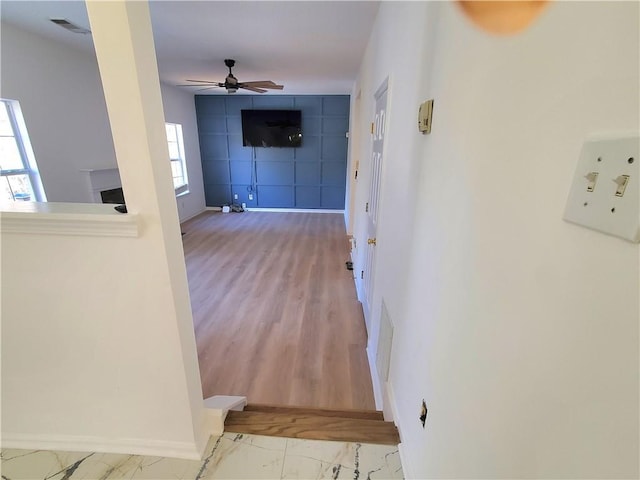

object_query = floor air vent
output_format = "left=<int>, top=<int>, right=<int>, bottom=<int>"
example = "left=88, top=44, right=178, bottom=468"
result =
left=376, top=300, right=394, bottom=382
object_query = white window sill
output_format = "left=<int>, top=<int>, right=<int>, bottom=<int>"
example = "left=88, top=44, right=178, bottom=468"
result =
left=0, top=202, right=139, bottom=237
left=176, top=189, right=190, bottom=198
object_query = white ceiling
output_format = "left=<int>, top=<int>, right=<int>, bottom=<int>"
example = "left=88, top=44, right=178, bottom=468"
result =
left=0, top=1, right=380, bottom=95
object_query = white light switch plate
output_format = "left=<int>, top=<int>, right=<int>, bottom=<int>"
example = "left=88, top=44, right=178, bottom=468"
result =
left=564, top=135, right=639, bottom=242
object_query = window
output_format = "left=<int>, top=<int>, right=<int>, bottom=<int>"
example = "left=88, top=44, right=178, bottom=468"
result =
left=165, top=122, right=188, bottom=195
left=0, top=99, right=46, bottom=203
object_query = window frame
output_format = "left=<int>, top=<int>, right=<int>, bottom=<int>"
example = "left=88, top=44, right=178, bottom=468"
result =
left=0, top=99, right=46, bottom=202
left=165, top=122, right=189, bottom=196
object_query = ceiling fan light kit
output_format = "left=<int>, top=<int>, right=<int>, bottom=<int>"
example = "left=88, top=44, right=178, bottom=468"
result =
left=177, top=59, right=284, bottom=94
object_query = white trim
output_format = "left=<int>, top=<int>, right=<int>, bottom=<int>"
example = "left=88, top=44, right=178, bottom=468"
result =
left=203, top=409, right=226, bottom=439
left=386, top=381, right=401, bottom=433
left=205, top=207, right=344, bottom=214
left=366, top=345, right=384, bottom=410
left=79, top=167, right=119, bottom=172
left=166, top=122, right=189, bottom=193
left=386, top=382, right=412, bottom=479
left=0, top=202, right=138, bottom=237
left=0, top=99, right=47, bottom=202
left=203, top=396, right=247, bottom=439
left=179, top=207, right=207, bottom=224
left=397, top=443, right=413, bottom=480
left=175, top=185, right=189, bottom=196
left=1, top=432, right=205, bottom=460
left=203, top=395, right=247, bottom=412
left=79, top=167, right=121, bottom=203
left=245, top=208, right=344, bottom=214
left=355, top=269, right=365, bottom=305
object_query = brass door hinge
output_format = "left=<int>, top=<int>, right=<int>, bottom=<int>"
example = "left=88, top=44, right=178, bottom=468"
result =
left=361, top=270, right=364, bottom=279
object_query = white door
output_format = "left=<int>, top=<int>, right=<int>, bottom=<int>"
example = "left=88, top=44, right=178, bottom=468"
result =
left=362, top=81, right=388, bottom=331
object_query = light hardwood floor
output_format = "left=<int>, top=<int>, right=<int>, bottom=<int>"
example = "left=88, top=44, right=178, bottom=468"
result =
left=182, top=211, right=375, bottom=410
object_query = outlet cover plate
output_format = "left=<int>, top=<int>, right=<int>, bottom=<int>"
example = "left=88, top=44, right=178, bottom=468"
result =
left=564, top=135, right=639, bottom=242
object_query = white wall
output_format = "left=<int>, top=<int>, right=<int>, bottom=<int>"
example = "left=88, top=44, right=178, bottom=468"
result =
left=352, top=2, right=639, bottom=478
left=1, top=223, right=207, bottom=458
left=351, top=0, right=437, bottom=343
left=1, top=22, right=116, bottom=203
left=0, top=22, right=206, bottom=222
left=1, top=1, right=209, bottom=459
left=160, top=83, right=206, bottom=221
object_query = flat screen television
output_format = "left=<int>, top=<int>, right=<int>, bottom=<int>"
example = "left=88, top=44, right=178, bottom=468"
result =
left=241, top=109, right=302, bottom=148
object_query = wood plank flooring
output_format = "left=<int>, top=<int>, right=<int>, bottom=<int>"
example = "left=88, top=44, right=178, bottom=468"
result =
left=181, top=211, right=375, bottom=410
left=224, top=408, right=399, bottom=445
left=243, top=404, right=384, bottom=421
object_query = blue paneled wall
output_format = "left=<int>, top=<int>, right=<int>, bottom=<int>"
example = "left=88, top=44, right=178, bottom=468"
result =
left=195, top=95, right=350, bottom=209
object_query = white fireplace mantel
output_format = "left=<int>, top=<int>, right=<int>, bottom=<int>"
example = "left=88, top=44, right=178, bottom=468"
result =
left=80, top=167, right=122, bottom=203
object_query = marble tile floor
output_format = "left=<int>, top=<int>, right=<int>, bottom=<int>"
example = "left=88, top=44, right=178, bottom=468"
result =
left=1, top=432, right=403, bottom=480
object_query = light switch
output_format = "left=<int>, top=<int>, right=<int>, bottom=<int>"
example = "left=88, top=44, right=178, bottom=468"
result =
left=563, top=135, right=639, bottom=242
left=418, top=99, right=434, bottom=134
left=584, top=171, right=598, bottom=192
left=613, top=175, right=629, bottom=197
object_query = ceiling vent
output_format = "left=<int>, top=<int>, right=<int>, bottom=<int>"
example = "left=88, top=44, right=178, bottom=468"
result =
left=49, top=18, right=91, bottom=35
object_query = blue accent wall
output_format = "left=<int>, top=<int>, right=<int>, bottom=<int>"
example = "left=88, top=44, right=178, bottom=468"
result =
left=195, top=95, right=350, bottom=209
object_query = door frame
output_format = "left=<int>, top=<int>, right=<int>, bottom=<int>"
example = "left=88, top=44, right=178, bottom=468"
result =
left=360, top=77, right=389, bottom=334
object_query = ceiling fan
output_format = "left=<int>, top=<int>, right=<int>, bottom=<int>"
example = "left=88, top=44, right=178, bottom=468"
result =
left=177, top=59, right=284, bottom=94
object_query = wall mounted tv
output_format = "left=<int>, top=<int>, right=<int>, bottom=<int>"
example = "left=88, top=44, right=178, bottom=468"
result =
left=241, top=109, right=302, bottom=148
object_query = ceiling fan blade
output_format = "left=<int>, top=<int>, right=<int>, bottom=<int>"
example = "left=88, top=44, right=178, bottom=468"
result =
left=194, top=86, right=219, bottom=92
left=240, top=85, right=268, bottom=94
left=257, top=84, right=284, bottom=90
left=176, top=84, right=222, bottom=88
left=185, top=79, right=220, bottom=84
left=240, top=81, right=274, bottom=86
left=241, top=81, right=284, bottom=89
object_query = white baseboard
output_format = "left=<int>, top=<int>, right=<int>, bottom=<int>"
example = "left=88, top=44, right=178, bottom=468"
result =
left=204, top=207, right=344, bottom=214
left=366, top=349, right=411, bottom=478
left=386, top=382, right=412, bottom=479
left=354, top=271, right=365, bottom=305
left=366, top=346, right=383, bottom=410
left=397, top=442, right=413, bottom=479
left=1, top=433, right=204, bottom=460
left=179, top=207, right=207, bottom=223
left=386, top=381, right=400, bottom=434
left=245, top=208, right=344, bottom=213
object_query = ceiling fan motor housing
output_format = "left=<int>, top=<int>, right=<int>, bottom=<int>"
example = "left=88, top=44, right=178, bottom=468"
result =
left=225, top=59, right=238, bottom=92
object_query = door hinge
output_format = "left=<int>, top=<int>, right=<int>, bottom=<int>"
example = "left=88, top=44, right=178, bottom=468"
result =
left=365, top=202, right=369, bottom=212
left=346, top=131, right=350, bottom=138
left=361, top=270, right=364, bottom=279
left=370, top=122, right=374, bottom=134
